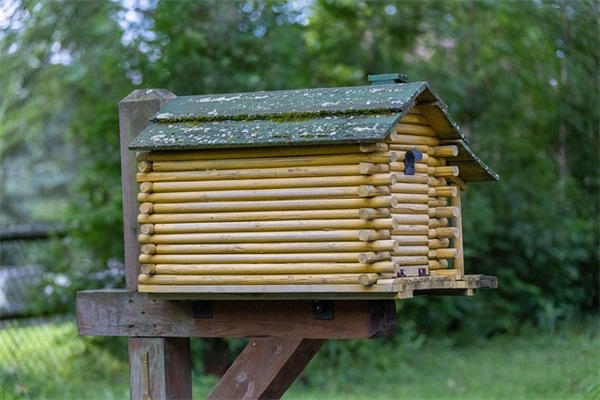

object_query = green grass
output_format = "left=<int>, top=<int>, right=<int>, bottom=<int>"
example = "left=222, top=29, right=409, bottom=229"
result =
left=1, top=317, right=598, bottom=399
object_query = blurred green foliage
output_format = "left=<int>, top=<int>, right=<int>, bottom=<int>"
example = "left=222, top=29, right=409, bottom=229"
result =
left=0, top=0, right=598, bottom=335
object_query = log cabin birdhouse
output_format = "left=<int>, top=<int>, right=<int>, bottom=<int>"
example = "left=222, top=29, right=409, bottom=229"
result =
left=129, top=74, right=498, bottom=299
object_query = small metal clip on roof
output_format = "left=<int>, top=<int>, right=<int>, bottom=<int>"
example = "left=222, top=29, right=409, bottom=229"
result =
left=368, top=73, right=409, bottom=85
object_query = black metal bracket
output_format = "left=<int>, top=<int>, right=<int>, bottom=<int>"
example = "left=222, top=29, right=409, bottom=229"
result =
left=311, top=300, right=334, bottom=320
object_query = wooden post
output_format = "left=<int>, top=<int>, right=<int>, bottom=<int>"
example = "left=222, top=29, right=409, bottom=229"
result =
left=119, top=89, right=193, bottom=400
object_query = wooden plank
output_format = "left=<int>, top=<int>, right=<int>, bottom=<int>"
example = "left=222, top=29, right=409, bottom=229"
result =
left=129, top=337, right=191, bottom=400
left=119, top=89, right=176, bottom=289
left=207, top=338, right=324, bottom=400
left=76, top=290, right=397, bottom=339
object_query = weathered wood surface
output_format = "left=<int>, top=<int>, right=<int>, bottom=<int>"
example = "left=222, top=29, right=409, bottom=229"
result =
left=129, top=337, right=191, bottom=400
left=207, top=338, right=325, bottom=400
left=76, top=290, right=396, bottom=339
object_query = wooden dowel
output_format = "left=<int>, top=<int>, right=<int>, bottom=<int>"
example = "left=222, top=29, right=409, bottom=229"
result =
left=428, top=206, right=459, bottom=218
left=151, top=197, right=395, bottom=214
left=429, top=227, right=459, bottom=239
left=139, top=203, right=154, bottom=214
left=148, top=174, right=395, bottom=193
left=391, top=235, right=429, bottom=245
left=394, top=123, right=437, bottom=137
left=434, top=166, right=459, bottom=178
left=391, top=256, right=429, bottom=265
left=141, top=244, right=156, bottom=255
left=358, top=208, right=390, bottom=220
left=428, top=177, right=448, bottom=187
left=139, top=230, right=389, bottom=244
left=140, top=264, right=156, bottom=275
left=391, top=225, right=430, bottom=235
left=358, top=162, right=389, bottom=174
left=428, top=238, right=450, bottom=249
left=151, top=240, right=399, bottom=255
left=429, top=218, right=449, bottom=228
left=428, top=259, right=449, bottom=270
left=138, top=273, right=387, bottom=286
left=428, top=198, right=448, bottom=207
left=429, top=269, right=461, bottom=278
left=391, top=182, right=429, bottom=194
left=137, top=165, right=372, bottom=183
left=357, top=252, right=391, bottom=264
left=146, top=219, right=395, bottom=234
left=394, top=151, right=430, bottom=165
left=140, top=224, right=155, bottom=235
left=152, top=153, right=396, bottom=172
left=357, top=185, right=390, bottom=198
left=432, top=145, right=459, bottom=158
left=139, top=186, right=371, bottom=204
left=392, top=245, right=429, bottom=256
left=398, top=113, right=428, bottom=125
left=135, top=151, right=149, bottom=162
left=138, top=161, right=153, bottom=173
left=147, top=262, right=395, bottom=276
left=140, top=182, right=153, bottom=193
left=388, top=133, right=439, bottom=146
left=140, top=252, right=369, bottom=264
left=393, top=174, right=429, bottom=184
left=392, top=193, right=430, bottom=204
left=143, top=143, right=390, bottom=162
left=139, top=209, right=381, bottom=224
left=358, top=274, right=380, bottom=286
left=393, top=203, right=429, bottom=214
left=429, top=248, right=460, bottom=259
left=392, top=214, right=429, bottom=225
left=387, top=144, right=429, bottom=153
left=357, top=229, right=391, bottom=242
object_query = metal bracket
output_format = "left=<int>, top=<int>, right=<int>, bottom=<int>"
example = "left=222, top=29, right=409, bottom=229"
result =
left=312, top=300, right=334, bottom=320
left=192, top=300, right=213, bottom=319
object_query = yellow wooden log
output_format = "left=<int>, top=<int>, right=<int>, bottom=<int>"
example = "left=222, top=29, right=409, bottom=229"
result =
left=387, top=144, right=429, bottom=153
left=358, top=274, right=380, bottom=286
left=428, top=259, right=449, bottom=270
left=140, top=224, right=155, bottom=235
left=429, top=186, right=458, bottom=198
left=137, top=165, right=371, bottom=183
left=357, top=185, right=390, bottom=198
left=357, top=229, right=391, bottom=242
left=428, top=198, right=448, bottom=207
left=391, top=182, right=429, bottom=194
left=140, top=182, right=153, bottom=193
left=394, top=151, right=431, bottom=165
left=391, top=235, right=429, bottom=245
left=140, top=219, right=395, bottom=234
left=428, top=218, right=449, bottom=228
left=147, top=262, right=395, bottom=276
left=429, top=248, right=460, bottom=259
left=398, top=113, right=428, bottom=125
left=139, top=209, right=371, bottom=224
left=358, top=208, right=390, bottom=220
left=151, top=153, right=397, bottom=172
left=147, top=174, right=395, bottom=193
left=138, top=273, right=387, bottom=286
left=140, top=264, right=156, bottom=275
left=141, top=244, right=156, bottom=255
left=393, top=203, right=429, bottom=214
left=139, top=252, right=368, bottom=264
left=434, top=166, right=459, bottom=178
left=393, top=174, right=429, bottom=184
left=151, top=197, right=395, bottom=214
left=139, top=230, right=387, bottom=244
left=392, top=256, right=429, bottom=266
left=431, top=145, right=458, bottom=158
left=429, top=269, right=461, bottom=278
left=428, top=176, right=448, bottom=187
left=139, top=203, right=154, bottom=214
left=392, top=193, right=430, bottom=204
left=394, top=123, right=437, bottom=137
left=451, top=183, right=464, bottom=275
left=428, top=238, right=450, bottom=249
left=391, top=225, right=430, bottom=235
left=138, top=161, right=153, bottom=173
left=388, top=133, right=440, bottom=146
left=392, top=245, right=429, bottom=256
left=391, top=214, right=430, bottom=225
left=357, top=252, right=391, bottom=264
left=151, top=240, right=399, bottom=255
left=428, top=206, right=459, bottom=218
left=358, top=162, right=389, bottom=174
left=135, top=151, right=149, bottom=162
left=429, top=227, right=459, bottom=239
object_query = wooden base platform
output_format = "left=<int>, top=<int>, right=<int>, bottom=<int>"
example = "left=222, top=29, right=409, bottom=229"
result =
left=137, top=274, right=497, bottom=300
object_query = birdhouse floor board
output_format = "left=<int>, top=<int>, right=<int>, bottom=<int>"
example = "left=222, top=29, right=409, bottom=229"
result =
left=133, top=275, right=497, bottom=299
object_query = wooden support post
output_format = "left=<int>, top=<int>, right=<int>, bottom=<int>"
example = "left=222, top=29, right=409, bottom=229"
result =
left=207, top=338, right=325, bottom=400
left=119, top=89, right=191, bottom=400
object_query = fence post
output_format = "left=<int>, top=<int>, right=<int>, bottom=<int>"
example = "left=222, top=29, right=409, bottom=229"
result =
left=119, top=89, right=192, bottom=399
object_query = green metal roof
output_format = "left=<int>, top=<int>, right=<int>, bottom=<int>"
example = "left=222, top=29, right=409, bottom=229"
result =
left=129, top=81, right=497, bottom=181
